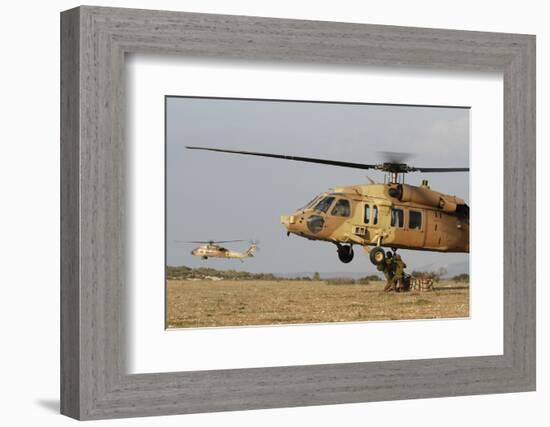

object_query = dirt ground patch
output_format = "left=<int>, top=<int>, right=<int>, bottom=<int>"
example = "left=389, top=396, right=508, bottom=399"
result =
left=167, top=279, right=469, bottom=328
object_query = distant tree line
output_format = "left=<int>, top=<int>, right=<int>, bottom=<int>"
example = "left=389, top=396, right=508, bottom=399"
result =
left=166, top=266, right=279, bottom=281
left=167, top=266, right=381, bottom=283
left=167, top=266, right=469, bottom=284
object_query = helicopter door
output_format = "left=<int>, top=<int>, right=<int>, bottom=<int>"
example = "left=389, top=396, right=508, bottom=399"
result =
left=363, top=204, right=379, bottom=225
left=323, top=198, right=351, bottom=238
left=404, top=208, right=425, bottom=248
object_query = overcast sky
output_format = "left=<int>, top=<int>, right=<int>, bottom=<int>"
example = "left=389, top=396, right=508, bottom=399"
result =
left=166, top=97, right=469, bottom=275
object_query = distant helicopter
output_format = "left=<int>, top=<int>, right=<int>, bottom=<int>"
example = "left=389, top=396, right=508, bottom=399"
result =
left=180, top=240, right=258, bottom=261
left=186, top=146, right=469, bottom=266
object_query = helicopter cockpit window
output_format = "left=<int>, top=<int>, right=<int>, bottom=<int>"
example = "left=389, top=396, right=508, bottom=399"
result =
left=331, top=199, right=351, bottom=217
left=391, top=208, right=404, bottom=228
left=364, top=204, right=370, bottom=224
left=301, top=195, right=321, bottom=210
left=409, top=210, right=422, bottom=230
left=372, top=205, right=378, bottom=225
left=314, top=196, right=335, bottom=213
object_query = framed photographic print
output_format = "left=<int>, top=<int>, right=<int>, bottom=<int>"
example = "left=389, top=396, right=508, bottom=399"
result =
left=165, top=96, right=471, bottom=329
left=61, top=6, right=535, bottom=420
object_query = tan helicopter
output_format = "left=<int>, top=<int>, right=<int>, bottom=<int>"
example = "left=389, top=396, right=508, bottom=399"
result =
left=186, top=147, right=469, bottom=266
left=182, top=240, right=258, bottom=261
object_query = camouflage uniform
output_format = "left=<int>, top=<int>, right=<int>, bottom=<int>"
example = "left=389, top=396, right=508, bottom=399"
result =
left=391, top=254, right=407, bottom=291
left=379, top=252, right=395, bottom=292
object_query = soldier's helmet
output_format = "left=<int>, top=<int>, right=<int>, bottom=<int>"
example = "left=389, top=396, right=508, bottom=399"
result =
left=386, top=251, right=393, bottom=258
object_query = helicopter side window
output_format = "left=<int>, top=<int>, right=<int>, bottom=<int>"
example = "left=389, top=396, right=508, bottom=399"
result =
left=372, top=206, right=378, bottom=225
left=364, top=204, right=370, bottom=224
left=331, top=199, right=351, bottom=217
left=314, top=196, right=335, bottom=213
left=409, top=210, right=422, bottom=230
left=391, top=208, right=404, bottom=228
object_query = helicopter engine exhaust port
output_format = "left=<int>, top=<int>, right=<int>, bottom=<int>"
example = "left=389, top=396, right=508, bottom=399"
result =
left=336, top=244, right=354, bottom=263
left=369, top=247, right=386, bottom=265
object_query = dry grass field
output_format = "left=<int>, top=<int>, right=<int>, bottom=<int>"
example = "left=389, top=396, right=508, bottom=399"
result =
left=167, top=279, right=469, bottom=328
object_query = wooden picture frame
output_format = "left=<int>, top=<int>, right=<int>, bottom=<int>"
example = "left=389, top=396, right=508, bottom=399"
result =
left=60, top=6, right=536, bottom=420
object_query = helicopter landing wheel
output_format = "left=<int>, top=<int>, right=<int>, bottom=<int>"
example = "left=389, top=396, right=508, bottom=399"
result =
left=337, top=245, right=354, bottom=263
left=369, top=247, right=386, bottom=266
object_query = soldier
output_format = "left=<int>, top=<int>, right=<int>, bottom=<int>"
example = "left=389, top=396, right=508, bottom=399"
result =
left=392, top=254, right=407, bottom=292
left=378, top=251, right=395, bottom=292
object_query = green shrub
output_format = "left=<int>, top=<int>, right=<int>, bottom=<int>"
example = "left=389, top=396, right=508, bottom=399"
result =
left=451, top=273, right=469, bottom=283
left=325, top=277, right=356, bottom=285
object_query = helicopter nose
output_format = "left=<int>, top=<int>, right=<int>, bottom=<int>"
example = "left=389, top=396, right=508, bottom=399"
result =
left=281, top=214, right=305, bottom=235
left=280, top=215, right=296, bottom=229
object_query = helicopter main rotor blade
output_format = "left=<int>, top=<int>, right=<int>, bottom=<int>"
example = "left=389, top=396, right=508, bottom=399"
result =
left=186, top=146, right=379, bottom=170
left=175, top=240, right=248, bottom=244
left=378, top=151, right=414, bottom=164
left=411, top=167, right=469, bottom=172
left=186, top=146, right=469, bottom=174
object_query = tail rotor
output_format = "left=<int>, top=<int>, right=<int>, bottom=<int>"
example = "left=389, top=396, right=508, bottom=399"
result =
left=246, top=240, right=259, bottom=257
